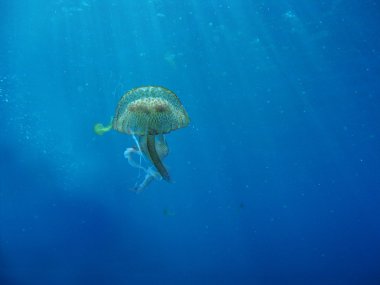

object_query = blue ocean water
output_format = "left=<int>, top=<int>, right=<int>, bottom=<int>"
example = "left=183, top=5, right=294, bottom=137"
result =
left=1, top=0, right=380, bottom=284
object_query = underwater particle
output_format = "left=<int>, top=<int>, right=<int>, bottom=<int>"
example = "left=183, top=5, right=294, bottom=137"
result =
left=164, top=52, right=176, bottom=67
left=284, top=10, right=296, bottom=19
left=163, top=208, right=176, bottom=216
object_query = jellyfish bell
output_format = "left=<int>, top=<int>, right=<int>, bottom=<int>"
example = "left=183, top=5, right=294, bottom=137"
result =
left=112, top=86, right=190, bottom=182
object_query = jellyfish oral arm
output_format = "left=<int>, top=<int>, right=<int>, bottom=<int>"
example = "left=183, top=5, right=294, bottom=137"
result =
left=124, top=147, right=147, bottom=171
left=125, top=146, right=163, bottom=193
left=146, top=134, right=171, bottom=182
left=133, top=170, right=159, bottom=193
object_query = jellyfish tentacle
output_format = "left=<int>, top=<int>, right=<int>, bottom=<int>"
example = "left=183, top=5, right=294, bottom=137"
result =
left=94, top=123, right=112, bottom=135
left=147, top=134, right=171, bottom=182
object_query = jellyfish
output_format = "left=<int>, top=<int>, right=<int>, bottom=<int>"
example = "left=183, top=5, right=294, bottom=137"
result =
left=95, top=86, right=190, bottom=188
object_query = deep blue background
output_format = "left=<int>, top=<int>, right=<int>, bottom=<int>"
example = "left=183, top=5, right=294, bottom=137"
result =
left=1, top=1, right=380, bottom=284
